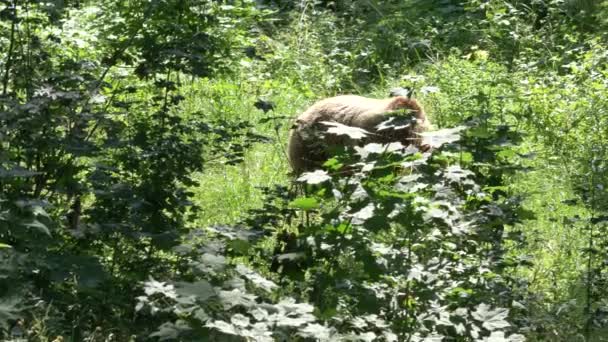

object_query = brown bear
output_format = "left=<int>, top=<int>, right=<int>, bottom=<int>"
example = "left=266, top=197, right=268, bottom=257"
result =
left=288, top=95, right=430, bottom=174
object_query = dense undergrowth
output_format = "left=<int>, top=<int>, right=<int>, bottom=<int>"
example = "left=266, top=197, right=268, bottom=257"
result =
left=1, top=0, right=608, bottom=341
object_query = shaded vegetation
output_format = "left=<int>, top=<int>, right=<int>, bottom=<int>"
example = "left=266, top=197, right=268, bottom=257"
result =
left=1, top=0, right=608, bottom=341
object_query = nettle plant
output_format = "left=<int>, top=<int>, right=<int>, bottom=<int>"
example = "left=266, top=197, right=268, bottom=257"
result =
left=273, top=120, right=530, bottom=341
left=136, top=112, right=532, bottom=341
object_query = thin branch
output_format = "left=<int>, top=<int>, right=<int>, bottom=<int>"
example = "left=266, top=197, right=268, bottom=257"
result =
left=2, top=0, right=17, bottom=95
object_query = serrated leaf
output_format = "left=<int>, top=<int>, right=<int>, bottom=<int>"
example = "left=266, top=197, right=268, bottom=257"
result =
left=419, top=126, right=466, bottom=148
left=231, top=313, right=251, bottom=328
left=356, top=142, right=407, bottom=159
left=200, top=253, right=227, bottom=271
left=376, top=117, right=413, bottom=131
left=250, top=307, right=269, bottom=321
left=351, top=203, right=375, bottom=225
left=472, top=303, right=510, bottom=331
left=175, top=280, right=215, bottom=301
left=297, top=170, right=331, bottom=184
left=143, top=278, right=177, bottom=299
left=236, top=264, right=278, bottom=292
left=443, top=165, right=474, bottom=183
left=207, top=225, right=263, bottom=242
left=321, top=121, right=369, bottom=140
left=218, top=289, right=257, bottom=309
left=296, top=323, right=333, bottom=340
left=206, top=320, right=238, bottom=336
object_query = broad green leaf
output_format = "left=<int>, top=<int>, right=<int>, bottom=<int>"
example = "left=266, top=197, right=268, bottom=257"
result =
left=23, top=220, right=51, bottom=236
left=143, top=278, right=177, bottom=299
left=289, top=197, right=319, bottom=211
left=231, top=314, right=250, bottom=328
left=297, top=170, right=331, bottom=184
left=472, top=303, right=510, bottom=330
left=419, top=126, right=465, bottom=148
left=235, top=264, right=277, bottom=292
left=206, top=320, right=238, bottom=336
left=296, top=323, right=333, bottom=340
left=321, top=121, right=369, bottom=140
left=175, top=280, right=215, bottom=301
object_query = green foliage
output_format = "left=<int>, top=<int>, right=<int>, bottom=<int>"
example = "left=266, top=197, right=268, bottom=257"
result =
left=1, top=0, right=608, bottom=340
left=0, top=0, right=269, bottom=339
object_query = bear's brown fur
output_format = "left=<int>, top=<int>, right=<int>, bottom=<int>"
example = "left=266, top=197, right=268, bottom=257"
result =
left=288, top=95, right=429, bottom=174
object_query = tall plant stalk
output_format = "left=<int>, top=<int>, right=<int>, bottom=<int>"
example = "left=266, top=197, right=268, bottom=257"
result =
left=2, top=0, right=17, bottom=95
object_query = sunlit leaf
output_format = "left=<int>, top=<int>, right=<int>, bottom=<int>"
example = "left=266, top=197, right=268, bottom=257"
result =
left=206, top=320, right=238, bottom=336
left=321, top=121, right=369, bottom=140
left=472, top=303, right=510, bottom=330
left=289, top=197, right=319, bottom=211
left=419, top=126, right=466, bottom=148
left=231, top=313, right=251, bottom=328
left=297, top=170, right=331, bottom=184
left=236, top=264, right=278, bottom=292
left=351, top=203, right=375, bottom=225
left=143, top=278, right=177, bottom=299
left=296, top=323, right=333, bottom=340
left=443, top=165, right=474, bottom=183
left=420, top=86, right=440, bottom=94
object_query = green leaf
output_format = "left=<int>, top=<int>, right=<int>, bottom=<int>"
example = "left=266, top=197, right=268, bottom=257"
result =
left=23, top=219, right=51, bottom=236
left=289, top=197, right=320, bottom=211
left=206, top=320, right=238, bottom=336
left=235, top=264, right=278, bottom=292
left=0, top=297, right=21, bottom=328
left=143, top=278, right=177, bottom=299
left=472, top=303, right=510, bottom=331
left=444, top=165, right=474, bottom=183
left=230, top=314, right=250, bottom=328
left=297, top=170, right=331, bottom=184
left=466, top=126, right=494, bottom=139
left=297, top=323, right=333, bottom=340
left=218, top=289, right=257, bottom=309
left=419, top=126, right=466, bottom=148
left=175, top=280, right=215, bottom=301
left=321, top=121, right=369, bottom=140
left=150, top=322, right=183, bottom=341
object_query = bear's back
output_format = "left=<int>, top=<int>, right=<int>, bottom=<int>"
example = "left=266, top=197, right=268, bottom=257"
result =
left=297, top=95, right=393, bottom=126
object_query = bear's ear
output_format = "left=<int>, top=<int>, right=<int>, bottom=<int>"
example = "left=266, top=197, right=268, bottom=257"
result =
left=389, top=96, right=423, bottom=114
left=391, top=96, right=413, bottom=108
left=389, top=87, right=414, bottom=98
